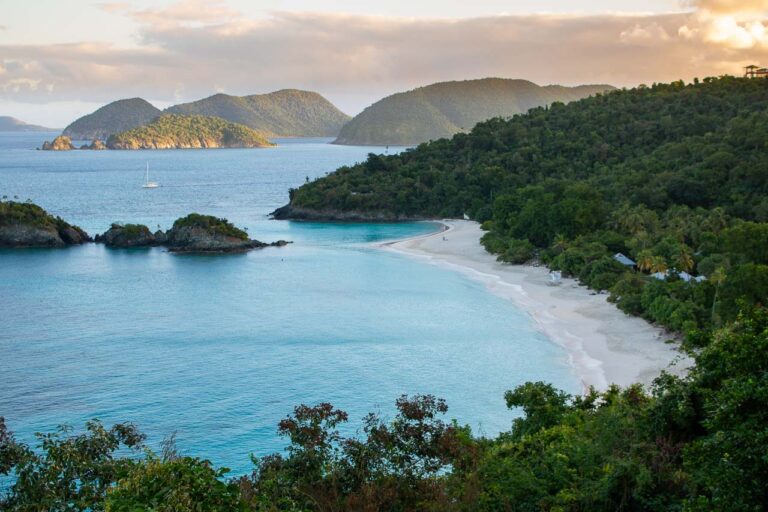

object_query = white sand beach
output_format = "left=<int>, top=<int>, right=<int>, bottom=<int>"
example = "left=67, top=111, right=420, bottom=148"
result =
left=383, top=220, right=691, bottom=392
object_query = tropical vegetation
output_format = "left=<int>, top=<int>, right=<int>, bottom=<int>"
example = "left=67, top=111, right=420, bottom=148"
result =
left=288, top=76, right=768, bottom=333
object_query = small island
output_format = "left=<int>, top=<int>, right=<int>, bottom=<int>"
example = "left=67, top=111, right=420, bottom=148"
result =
left=41, top=114, right=275, bottom=151
left=106, top=114, right=274, bottom=150
left=0, top=200, right=90, bottom=247
left=96, top=214, right=291, bottom=253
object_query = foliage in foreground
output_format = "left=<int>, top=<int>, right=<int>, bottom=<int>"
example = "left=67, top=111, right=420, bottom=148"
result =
left=2, top=308, right=767, bottom=511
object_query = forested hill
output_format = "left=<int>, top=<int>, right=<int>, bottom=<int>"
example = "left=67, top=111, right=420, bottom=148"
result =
left=63, top=98, right=162, bottom=140
left=280, top=77, right=768, bottom=333
left=333, top=78, right=614, bottom=145
left=105, top=114, right=274, bottom=149
left=166, top=89, right=351, bottom=137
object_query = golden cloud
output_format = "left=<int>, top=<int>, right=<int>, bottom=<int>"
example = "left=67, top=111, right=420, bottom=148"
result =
left=1, top=7, right=767, bottom=112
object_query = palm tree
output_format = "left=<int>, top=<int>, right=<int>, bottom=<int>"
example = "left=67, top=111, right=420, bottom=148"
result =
left=636, top=250, right=654, bottom=273
left=710, top=267, right=727, bottom=326
left=650, top=256, right=668, bottom=274
left=706, top=207, right=728, bottom=235
left=551, top=234, right=569, bottom=255
left=676, top=245, right=695, bottom=273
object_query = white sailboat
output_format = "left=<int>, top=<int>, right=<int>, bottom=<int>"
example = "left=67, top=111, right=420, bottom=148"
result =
left=142, top=162, right=159, bottom=188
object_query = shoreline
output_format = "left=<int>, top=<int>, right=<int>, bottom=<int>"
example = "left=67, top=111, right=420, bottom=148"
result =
left=381, top=220, right=690, bottom=392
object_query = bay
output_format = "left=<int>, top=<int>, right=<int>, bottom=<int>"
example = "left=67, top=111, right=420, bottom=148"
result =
left=0, top=133, right=578, bottom=473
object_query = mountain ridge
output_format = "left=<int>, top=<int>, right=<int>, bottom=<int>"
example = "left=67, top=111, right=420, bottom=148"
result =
left=166, top=89, right=350, bottom=137
left=0, top=116, right=55, bottom=132
left=63, top=98, right=162, bottom=140
left=333, top=78, right=615, bottom=146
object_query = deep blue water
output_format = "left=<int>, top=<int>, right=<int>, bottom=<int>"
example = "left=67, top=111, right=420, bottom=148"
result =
left=0, top=132, right=578, bottom=474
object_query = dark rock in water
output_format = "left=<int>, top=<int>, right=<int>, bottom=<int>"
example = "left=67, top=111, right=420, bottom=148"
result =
left=41, top=135, right=75, bottom=151
left=154, top=230, right=168, bottom=245
left=0, top=201, right=90, bottom=247
left=95, top=223, right=157, bottom=247
left=164, top=224, right=266, bottom=253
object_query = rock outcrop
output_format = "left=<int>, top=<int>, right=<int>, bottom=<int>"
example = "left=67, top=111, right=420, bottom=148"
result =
left=80, top=139, right=107, bottom=150
left=41, top=135, right=75, bottom=151
left=0, top=201, right=90, bottom=247
left=94, top=224, right=158, bottom=247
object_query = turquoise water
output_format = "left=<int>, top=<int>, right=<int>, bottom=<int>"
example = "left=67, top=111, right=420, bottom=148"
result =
left=0, top=133, right=578, bottom=474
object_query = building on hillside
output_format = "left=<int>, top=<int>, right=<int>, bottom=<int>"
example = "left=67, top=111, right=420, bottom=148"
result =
left=650, top=270, right=707, bottom=283
left=745, top=65, right=768, bottom=78
left=613, top=252, right=636, bottom=267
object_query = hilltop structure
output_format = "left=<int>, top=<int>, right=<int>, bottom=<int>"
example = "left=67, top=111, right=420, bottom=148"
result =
left=744, top=65, right=768, bottom=78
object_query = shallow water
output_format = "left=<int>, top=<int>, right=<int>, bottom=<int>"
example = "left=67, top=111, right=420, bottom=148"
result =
left=0, top=133, right=578, bottom=473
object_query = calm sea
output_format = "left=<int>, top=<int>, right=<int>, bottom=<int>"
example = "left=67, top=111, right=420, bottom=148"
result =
left=0, top=132, right=578, bottom=474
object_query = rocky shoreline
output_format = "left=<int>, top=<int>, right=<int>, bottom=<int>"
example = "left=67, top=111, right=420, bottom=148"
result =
left=96, top=220, right=291, bottom=253
left=270, top=204, right=434, bottom=222
left=0, top=201, right=91, bottom=247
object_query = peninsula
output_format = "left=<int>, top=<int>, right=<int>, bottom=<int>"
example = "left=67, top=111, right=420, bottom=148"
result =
left=274, top=77, right=768, bottom=338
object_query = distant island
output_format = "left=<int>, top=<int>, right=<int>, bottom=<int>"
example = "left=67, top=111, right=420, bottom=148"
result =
left=42, top=114, right=275, bottom=150
left=59, top=89, right=350, bottom=143
left=0, top=115, right=55, bottom=132
left=333, top=78, right=615, bottom=146
left=105, top=114, right=274, bottom=149
left=167, top=89, right=351, bottom=137
left=63, top=98, right=161, bottom=140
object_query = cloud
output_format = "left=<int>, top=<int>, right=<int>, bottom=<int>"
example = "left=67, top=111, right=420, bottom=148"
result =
left=1, top=5, right=768, bottom=115
left=680, top=0, right=768, bottom=49
left=102, top=0, right=241, bottom=29
left=686, top=1, right=768, bottom=15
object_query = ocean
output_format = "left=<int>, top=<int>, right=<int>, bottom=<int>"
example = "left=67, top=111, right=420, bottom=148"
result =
left=0, top=133, right=578, bottom=474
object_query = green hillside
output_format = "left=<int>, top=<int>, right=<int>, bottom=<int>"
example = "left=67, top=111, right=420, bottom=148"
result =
left=62, top=98, right=161, bottom=140
left=334, top=78, right=615, bottom=145
left=166, top=89, right=350, bottom=137
left=283, top=77, right=768, bottom=334
left=106, top=114, right=274, bottom=149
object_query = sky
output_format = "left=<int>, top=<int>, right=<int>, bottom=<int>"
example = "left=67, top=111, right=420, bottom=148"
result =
left=1, top=0, right=767, bottom=126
